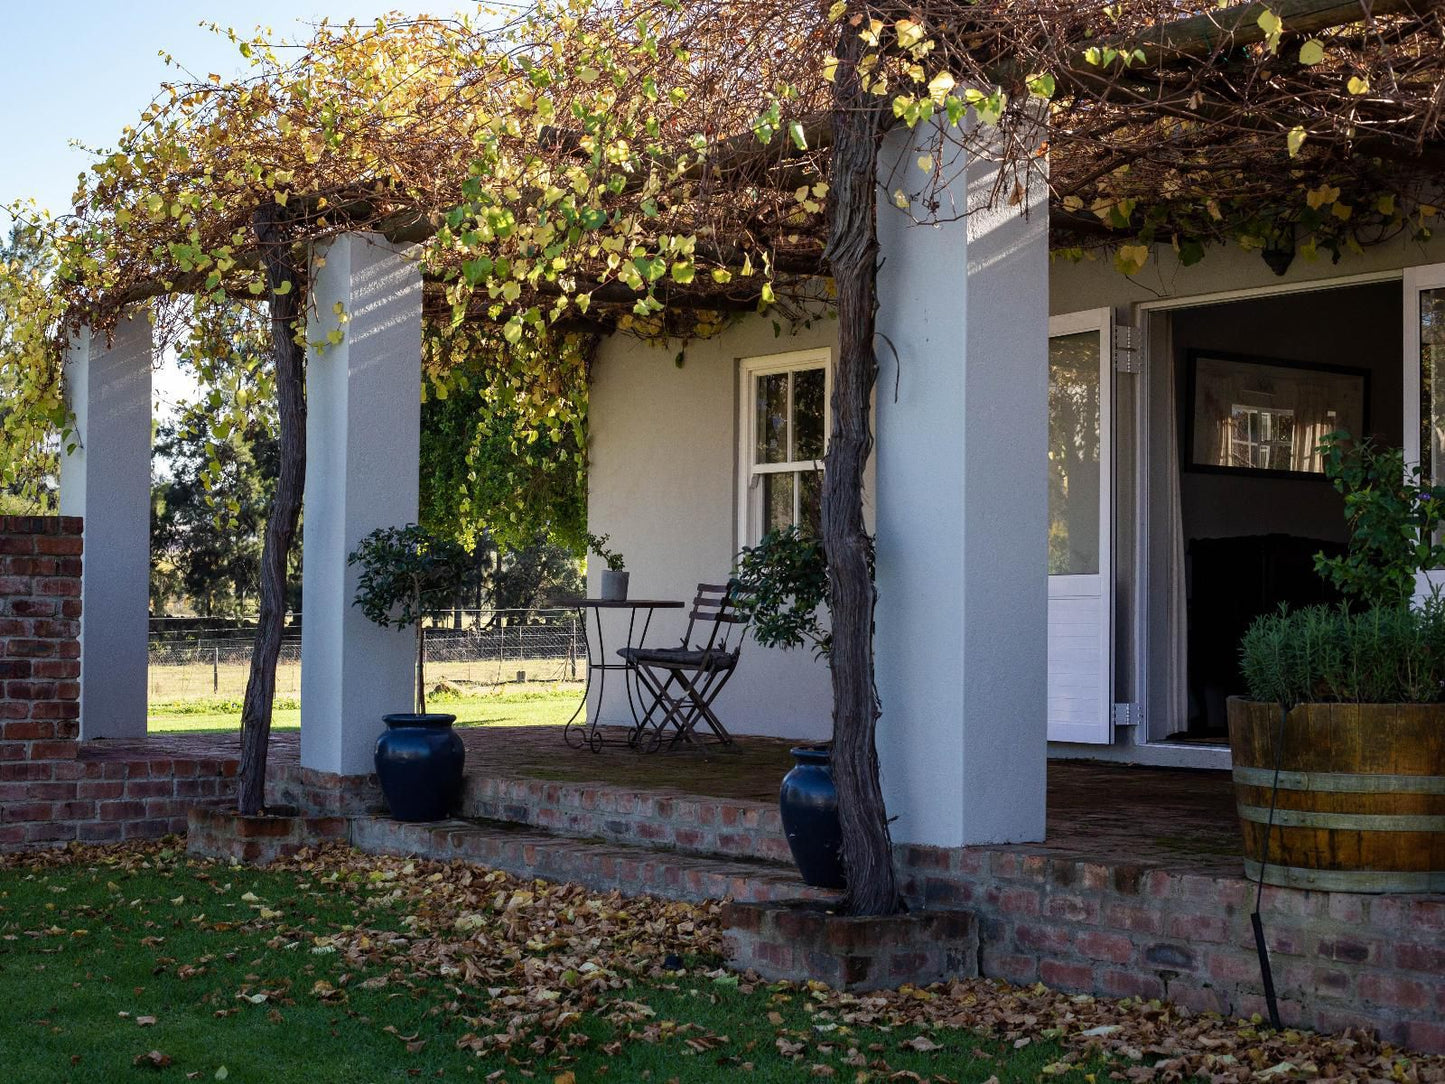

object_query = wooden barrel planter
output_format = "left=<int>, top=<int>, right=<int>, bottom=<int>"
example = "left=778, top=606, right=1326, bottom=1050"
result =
left=1227, top=698, right=1445, bottom=892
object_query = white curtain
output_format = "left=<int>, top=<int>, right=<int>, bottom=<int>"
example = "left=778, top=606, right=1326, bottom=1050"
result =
left=1162, top=347, right=1189, bottom=732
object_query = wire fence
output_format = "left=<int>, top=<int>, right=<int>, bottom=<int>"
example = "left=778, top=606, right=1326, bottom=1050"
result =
left=148, top=608, right=587, bottom=703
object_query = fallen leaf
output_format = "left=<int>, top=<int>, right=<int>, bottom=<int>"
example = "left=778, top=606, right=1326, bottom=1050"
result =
left=133, top=1050, right=171, bottom=1070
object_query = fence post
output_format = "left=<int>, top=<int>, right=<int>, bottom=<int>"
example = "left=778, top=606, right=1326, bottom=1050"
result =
left=212, top=646, right=220, bottom=695
left=569, top=618, right=577, bottom=681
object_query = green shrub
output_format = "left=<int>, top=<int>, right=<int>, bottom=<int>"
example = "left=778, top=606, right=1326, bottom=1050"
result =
left=731, top=526, right=831, bottom=657
left=1313, top=432, right=1445, bottom=607
left=1239, top=600, right=1445, bottom=705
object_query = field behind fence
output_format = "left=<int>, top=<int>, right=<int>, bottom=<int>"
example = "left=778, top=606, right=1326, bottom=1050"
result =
left=149, top=609, right=588, bottom=703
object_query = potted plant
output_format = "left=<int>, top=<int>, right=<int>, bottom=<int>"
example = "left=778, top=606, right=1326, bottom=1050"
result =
left=587, top=532, right=628, bottom=600
left=349, top=524, right=473, bottom=822
left=731, top=526, right=844, bottom=888
left=1229, top=433, right=1445, bottom=893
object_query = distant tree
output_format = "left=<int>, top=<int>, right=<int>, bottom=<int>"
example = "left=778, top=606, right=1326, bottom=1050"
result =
left=150, top=305, right=299, bottom=616
left=420, top=357, right=587, bottom=619
left=0, top=221, right=61, bottom=511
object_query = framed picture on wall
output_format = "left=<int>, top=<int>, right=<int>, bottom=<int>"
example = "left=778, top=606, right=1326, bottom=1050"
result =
left=1185, top=351, right=1370, bottom=478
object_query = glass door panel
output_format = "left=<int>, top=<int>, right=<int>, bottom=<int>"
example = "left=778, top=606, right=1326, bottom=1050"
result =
left=1047, top=309, right=1113, bottom=744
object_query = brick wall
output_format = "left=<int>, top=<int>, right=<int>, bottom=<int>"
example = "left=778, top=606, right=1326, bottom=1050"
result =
left=0, top=516, right=236, bottom=849
left=898, top=845, right=1445, bottom=1055
left=445, top=768, right=1445, bottom=1054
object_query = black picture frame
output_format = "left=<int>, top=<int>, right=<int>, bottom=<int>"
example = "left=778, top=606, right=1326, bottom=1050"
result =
left=1183, top=349, right=1370, bottom=480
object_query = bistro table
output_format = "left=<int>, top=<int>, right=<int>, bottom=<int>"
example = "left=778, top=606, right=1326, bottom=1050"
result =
left=562, top=598, right=684, bottom=752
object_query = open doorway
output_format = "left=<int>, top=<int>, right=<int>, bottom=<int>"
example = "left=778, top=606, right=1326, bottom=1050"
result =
left=1162, top=282, right=1403, bottom=741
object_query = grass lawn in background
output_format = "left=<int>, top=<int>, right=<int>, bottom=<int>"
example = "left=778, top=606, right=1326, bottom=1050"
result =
left=146, top=686, right=582, bottom=734
left=0, top=844, right=1087, bottom=1084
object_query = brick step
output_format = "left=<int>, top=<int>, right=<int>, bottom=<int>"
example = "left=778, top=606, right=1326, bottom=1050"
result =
left=459, top=773, right=795, bottom=864
left=350, top=815, right=835, bottom=904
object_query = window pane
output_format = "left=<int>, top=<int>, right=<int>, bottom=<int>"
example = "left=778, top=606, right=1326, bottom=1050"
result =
left=763, top=472, right=795, bottom=535
left=1424, top=288, right=1445, bottom=485
left=799, top=469, right=823, bottom=538
left=1048, top=331, right=1101, bottom=576
left=756, top=373, right=789, bottom=464
left=793, top=367, right=826, bottom=461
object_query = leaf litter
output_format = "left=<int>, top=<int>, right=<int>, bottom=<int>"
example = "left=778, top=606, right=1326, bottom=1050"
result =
left=4, top=839, right=1443, bottom=1082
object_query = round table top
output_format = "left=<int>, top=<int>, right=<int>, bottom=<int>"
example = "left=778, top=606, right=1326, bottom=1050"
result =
left=568, top=598, right=684, bottom=609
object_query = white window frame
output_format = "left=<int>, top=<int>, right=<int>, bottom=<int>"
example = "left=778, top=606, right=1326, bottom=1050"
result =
left=736, top=348, right=833, bottom=548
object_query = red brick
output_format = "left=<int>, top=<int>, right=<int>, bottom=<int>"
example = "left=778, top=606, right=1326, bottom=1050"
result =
left=35, top=578, right=80, bottom=597
left=77, top=821, right=124, bottom=842
left=98, top=800, right=147, bottom=821
left=997, top=887, right=1041, bottom=916
left=124, top=778, right=174, bottom=799
left=1044, top=893, right=1100, bottom=923
left=29, top=741, right=78, bottom=760
left=1393, top=941, right=1445, bottom=973
left=980, top=949, right=1037, bottom=986
left=1357, top=974, right=1434, bottom=1012
left=25, top=821, right=77, bottom=843
left=34, top=535, right=82, bottom=555
left=31, top=660, right=78, bottom=679
left=1015, top=923, right=1075, bottom=954
left=1100, top=969, right=1166, bottom=1001
left=1, top=801, right=54, bottom=822
left=77, top=780, right=125, bottom=800
left=1039, top=960, right=1095, bottom=990
left=1103, top=902, right=1163, bottom=935
left=0, top=720, right=53, bottom=741
left=1317, top=937, right=1379, bottom=964
left=1166, top=912, right=1231, bottom=943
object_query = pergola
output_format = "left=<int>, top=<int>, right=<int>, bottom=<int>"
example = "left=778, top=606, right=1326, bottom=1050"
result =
left=38, top=0, right=1445, bottom=911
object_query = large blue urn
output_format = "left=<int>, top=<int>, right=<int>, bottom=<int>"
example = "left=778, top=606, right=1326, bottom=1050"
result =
left=374, top=713, right=465, bottom=822
left=778, top=746, right=846, bottom=889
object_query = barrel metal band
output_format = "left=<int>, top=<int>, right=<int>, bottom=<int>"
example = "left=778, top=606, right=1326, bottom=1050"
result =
left=1236, top=804, right=1445, bottom=832
left=1243, top=860, right=1445, bottom=894
left=1232, top=766, right=1445, bottom=795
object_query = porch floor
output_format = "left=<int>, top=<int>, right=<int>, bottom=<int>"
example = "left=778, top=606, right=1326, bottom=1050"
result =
left=89, top=724, right=1242, bottom=874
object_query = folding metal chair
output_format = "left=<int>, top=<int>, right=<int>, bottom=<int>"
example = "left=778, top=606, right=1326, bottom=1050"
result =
left=618, top=582, right=748, bottom=751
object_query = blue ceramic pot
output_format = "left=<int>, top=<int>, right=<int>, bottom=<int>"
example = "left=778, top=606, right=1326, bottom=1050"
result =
left=374, top=713, right=465, bottom=822
left=779, top=746, right=846, bottom=889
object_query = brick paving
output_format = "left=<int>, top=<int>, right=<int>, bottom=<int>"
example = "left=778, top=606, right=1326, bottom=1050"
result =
left=111, top=725, right=1241, bottom=870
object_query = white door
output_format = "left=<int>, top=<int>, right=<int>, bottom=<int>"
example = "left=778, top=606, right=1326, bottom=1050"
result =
left=1404, top=264, right=1445, bottom=597
left=1047, top=309, right=1113, bottom=743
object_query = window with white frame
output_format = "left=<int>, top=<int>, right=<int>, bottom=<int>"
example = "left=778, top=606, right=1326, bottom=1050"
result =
left=738, top=350, right=831, bottom=545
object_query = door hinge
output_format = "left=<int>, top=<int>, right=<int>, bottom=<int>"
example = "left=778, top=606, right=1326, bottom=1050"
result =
left=1112, top=702, right=1139, bottom=728
left=1113, top=325, right=1141, bottom=373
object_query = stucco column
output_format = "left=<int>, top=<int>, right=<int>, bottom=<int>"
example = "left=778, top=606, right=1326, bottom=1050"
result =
left=300, top=233, right=422, bottom=775
left=873, top=124, right=1050, bottom=846
left=59, top=315, right=153, bottom=740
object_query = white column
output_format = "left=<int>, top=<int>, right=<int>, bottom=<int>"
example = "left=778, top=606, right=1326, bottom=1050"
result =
left=300, top=233, right=422, bottom=775
left=59, top=315, right=153, bottom=740
left=873, top=124, right=1050, bottom=846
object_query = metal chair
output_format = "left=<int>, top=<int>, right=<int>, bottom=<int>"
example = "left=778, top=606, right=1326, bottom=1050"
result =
left=618, top=582, right=748, bottom=751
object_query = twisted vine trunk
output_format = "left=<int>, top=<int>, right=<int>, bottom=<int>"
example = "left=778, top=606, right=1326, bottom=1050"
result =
left=237, top=202, right=307, bottom=815
left=823, top=20, right=900, bottom=917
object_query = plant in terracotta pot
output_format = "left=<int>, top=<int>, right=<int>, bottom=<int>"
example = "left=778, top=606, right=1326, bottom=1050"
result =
left=1230, top=432, right=1445, bottom=893
left=731, top=526, right=843, bottom=888
left=586, top=532, right=628, bottom=600
left=349, top=524, right=473, bottom=822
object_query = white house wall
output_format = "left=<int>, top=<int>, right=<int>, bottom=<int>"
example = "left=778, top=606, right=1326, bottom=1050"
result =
left=586, top=317, right=846, bottom=741
left=589, top=229, right=1445, bottom=751
left=1050, top=231, right=1445, bottom=316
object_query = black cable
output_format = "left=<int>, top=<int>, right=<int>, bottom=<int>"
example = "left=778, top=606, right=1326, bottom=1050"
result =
left=1250, top=699, right=1289, bottom=1032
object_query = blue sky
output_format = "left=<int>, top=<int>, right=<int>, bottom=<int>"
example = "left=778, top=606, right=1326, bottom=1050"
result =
left=0, top=3, right=483, bottom=416
left=0, top=2, right=475, bottom=227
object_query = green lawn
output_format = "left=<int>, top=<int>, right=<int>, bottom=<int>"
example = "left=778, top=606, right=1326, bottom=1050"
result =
left=0, top=845, right=1089, bottom=1084
left=147, top=687, right=582, bottom=733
